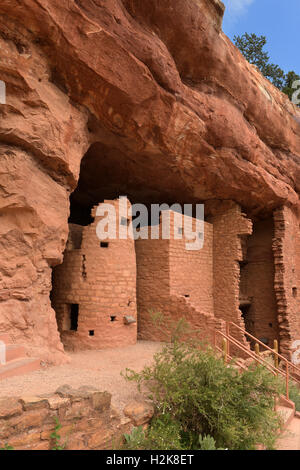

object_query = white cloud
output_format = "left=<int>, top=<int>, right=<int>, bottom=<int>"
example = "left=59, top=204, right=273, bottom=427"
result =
left=223, top=0, right=255, bottom=19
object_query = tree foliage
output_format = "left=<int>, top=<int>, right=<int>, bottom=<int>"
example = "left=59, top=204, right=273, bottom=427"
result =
left=234, top=33, right=300, bottom=106
left=123, top=328, right=281, bottom=450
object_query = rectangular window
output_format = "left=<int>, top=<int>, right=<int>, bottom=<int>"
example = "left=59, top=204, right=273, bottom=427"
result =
left=70, top=304, right=79, bottom=331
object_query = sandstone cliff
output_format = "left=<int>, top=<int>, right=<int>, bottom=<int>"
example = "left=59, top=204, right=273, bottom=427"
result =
left=0, top=0, right=299, bottom=363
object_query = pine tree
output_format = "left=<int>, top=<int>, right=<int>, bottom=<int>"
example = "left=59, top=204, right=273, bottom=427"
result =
left=234, top=33, right=299, bottom=106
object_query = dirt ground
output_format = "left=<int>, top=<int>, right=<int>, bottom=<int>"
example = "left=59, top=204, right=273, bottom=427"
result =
left=276, top=417, right=300, bottom=451
left=0, top=341, right=163, bottom=413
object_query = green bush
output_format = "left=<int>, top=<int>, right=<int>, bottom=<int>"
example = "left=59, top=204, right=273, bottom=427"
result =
left=198, top=434, right=224, bottom=450
left=278, top=379, right=300, bottom=412
left=289, top=383, right=300, bottom=412
left=123, top=333, right=281, bottom=450
left=123, top=415, right=183, bottom=450
left=0, top=444, right=14, bottom=450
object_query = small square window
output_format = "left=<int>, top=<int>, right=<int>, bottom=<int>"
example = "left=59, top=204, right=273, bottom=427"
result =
left=89, top=330, right=95, bottom=336
left=100, top=242, right=109, bottom=248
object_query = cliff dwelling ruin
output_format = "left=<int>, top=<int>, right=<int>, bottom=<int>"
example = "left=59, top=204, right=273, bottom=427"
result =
left=0, top=0, right=300, bottom=371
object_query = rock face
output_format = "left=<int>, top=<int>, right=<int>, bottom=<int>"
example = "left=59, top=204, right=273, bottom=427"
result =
left=0, top=0, right=299, bottom=364
left=123, top=400, right=154, bottom=427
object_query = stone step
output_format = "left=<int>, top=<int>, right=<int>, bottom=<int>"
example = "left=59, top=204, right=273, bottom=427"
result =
left=0, top=333, right=10, bottom=344
left=277, top=405, right=295, bottom=430
left=5, top=344, right=26, bottom=362
left=277, top=414, right=300, bottom=450
left=0, top=358, right=40, bottom=381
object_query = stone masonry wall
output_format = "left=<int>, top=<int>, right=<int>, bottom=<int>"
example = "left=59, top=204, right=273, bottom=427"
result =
left=273, top=207, right=300, bottom=360
left=239, top=218, right=279, bottom=346
left=51, top=198, right=137, bottom=351
left=0, top=385, right=135, bottom=450
left=136, top=211, right=219, bottom=341
left=137, top=294, right=226, bottom=344
left=135, top=236, right=171, bottom=340
left=169, top=221, right=214, bottom=315
left=209, top=202, right=253, bottom=347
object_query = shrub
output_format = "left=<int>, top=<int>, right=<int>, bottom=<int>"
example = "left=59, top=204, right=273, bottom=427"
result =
left=123, top=415, right=183, bottom=450
left=51, top=416, right=68, bottom=450
left=0, top=444, right=14, bottom=450
left=123, top=332, right=281, bottom=450
left=278, top=379, right=300, bottom=412
left=198, top=434, right=224, bottom=450
left=289, top=382, right=300, bottom=412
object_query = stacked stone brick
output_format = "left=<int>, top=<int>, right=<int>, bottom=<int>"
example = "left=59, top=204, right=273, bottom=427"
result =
left=51, top=197, right=300, bottom=361
left=208, top=202, right=253, bottom=346
left=240, top=218, right=279, bottom=346
left=0, top=385, right=135, bottom=450
left=273, top=207, right=300, bottom=360
left=135, top=210, right=221, bottom=341
left=51, top=198, right=137, bottom=351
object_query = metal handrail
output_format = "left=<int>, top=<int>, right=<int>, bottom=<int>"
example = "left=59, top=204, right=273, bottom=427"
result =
left=214, top=344, right=247, bottom=371
left=228, top=321, right=300, bottom=376
left=213, top=327, right=300, bottom=401
left=216, top=329, right=283, bottom=376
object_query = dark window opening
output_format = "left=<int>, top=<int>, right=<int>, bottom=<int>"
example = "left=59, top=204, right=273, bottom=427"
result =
left=100, top=242, right=109, bottom=248
left=82, top=254, right=87, bottom=280
left=89, top=330, right=95, bottom=336
left=259, top=337, right=269, bottom=346
left=69, top=226, right=83, bottom=249
left=240, top=304, right=254, bottom=347
left=269, top=323, right=273, bottom=328
left=110, top=316, right=117, bottom=322
left=68, top=199, right=95, bottom=226
left=293, top=287, right=297, bottom=298
left=184, top=294, right=190, bottom=298
left=70, top=304, right=79, bottom=331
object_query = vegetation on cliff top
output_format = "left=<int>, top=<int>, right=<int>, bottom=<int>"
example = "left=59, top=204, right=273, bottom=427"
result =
left=234, top=33, right=300, bottom=106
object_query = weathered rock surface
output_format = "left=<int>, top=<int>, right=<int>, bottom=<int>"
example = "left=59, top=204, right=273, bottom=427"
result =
left=123, top=400, right=154, bottom=426
left=0, top=0, right=299, bottom=363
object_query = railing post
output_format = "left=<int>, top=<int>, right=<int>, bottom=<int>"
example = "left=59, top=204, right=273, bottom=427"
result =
left=273, top=340, right=279, bottom=370
left=286, top=362, right=289, bottom=401
left=226, top=322, right=230, bottom=357
left=255, top=343, right=260, bottom=364
left=222, top=338, right=228, bottom=364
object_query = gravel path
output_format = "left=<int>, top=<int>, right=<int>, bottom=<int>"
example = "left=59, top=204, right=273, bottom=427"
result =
left=0, top=341, right=163, bottom=413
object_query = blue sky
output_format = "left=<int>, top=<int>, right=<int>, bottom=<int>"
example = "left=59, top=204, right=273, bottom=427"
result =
left=222, top=0, right=299, bottom=74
